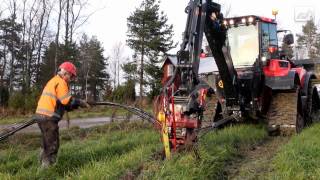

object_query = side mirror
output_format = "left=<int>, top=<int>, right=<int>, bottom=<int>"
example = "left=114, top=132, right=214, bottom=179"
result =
left=283, top=34, right=294, bottom=45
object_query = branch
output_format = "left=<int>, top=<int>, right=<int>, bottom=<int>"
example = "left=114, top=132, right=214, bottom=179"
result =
left=72, top=5, right=106, bottom=32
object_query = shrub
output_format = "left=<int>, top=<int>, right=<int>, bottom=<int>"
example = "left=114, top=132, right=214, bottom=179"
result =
left=8, top=91, right=25, bottom=110
left=8, top=88, right=41, bottom=113
left=24, top=88, right=41, bottom=112
left=110, top=80, right=136, bottom=103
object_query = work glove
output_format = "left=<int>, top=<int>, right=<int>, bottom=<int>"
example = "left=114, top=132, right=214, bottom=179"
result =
left=67, top=98, right=90, bottom=110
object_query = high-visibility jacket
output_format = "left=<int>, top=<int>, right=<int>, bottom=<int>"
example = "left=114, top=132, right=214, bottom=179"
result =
left=36, top=75, right=72, bottom=119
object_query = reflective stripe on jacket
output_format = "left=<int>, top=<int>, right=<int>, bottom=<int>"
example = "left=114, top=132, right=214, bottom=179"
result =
left=36, top=75, right=72, bottom=119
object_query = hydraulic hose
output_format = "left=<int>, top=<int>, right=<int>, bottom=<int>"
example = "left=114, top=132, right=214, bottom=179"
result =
left=0, top=101, right=161, bottom=142
left=0, top=118, right=36, bottom=141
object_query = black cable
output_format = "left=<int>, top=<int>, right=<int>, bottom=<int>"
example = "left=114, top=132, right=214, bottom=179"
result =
left=0, top=101, right=233, bottom=143
left=89, top=102, right=160, bottom=126
left=0, top=119, right=36, bottom=141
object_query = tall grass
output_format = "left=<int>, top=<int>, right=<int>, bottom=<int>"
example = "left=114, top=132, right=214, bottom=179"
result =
left=138, top=124, right=267, bottom=179
left=0, top=122, right=270, bottom=179
left=0, top=121, right=161, bottom=179
left=269, top=123, right=320, bottom=179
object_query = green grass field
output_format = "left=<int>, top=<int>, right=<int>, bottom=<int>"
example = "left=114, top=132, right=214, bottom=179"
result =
left=3, top=119, right=320, bottom=179
left=138, top=124, right=267, bottom=179
left=0, top=121, right=161, bottom=179
left=268, top=123, right=320, bottom=179
left=0, top=121, right=268, bottom=179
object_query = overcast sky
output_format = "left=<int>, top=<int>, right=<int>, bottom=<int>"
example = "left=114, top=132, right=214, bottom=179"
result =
left=80, top=0, right=320, bottom=57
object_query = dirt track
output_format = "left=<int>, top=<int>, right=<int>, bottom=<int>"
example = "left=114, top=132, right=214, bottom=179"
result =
left=0, top=116, right=139, bottom=133
left=225, top=136, right=290, bottom=179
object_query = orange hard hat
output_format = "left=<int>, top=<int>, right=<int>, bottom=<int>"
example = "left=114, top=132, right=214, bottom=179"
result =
left=59, top=61, right=77, bottom=76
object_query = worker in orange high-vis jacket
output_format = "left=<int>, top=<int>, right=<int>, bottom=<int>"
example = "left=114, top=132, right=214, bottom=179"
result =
left=34, top=61, right=90, bottom=168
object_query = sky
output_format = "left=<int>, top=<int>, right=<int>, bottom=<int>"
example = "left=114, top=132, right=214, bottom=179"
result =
left=78, top=0, right=320, bottom=83
left=81, top=0, right=320, bottom=54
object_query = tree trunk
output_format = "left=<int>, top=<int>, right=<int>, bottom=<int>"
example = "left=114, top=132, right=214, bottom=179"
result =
left=139, top=21, right=145, bottom=108
left=35, top=0, right=49, bottom=84
left=70, top=0, right=75, bottom=43
left=117, top=56, right=120, bottom=87
left=140, top=42, right=144, bottom=108
left=113, top=60, right=116, bottom=89
left=85, top=68, right=89, bottom=101
left=65, top=0, right=70, bottom=47
left=25, top=0, right=39, bottom=92
left=8, top=2, right=17, bottom=93
left=21, top=0, right=27, bottom=91
left=55, top=0, right=63, bottom=73
left=1, top=39, right=7, bottom=83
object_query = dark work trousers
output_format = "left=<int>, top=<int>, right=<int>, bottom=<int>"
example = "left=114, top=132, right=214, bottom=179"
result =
left=36, top=117, right=60, bottom=167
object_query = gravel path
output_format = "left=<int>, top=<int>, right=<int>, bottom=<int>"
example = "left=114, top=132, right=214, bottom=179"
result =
left=0, top=116, right=139, bottom=133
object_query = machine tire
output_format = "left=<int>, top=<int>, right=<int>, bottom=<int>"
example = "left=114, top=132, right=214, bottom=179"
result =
left=306, top=79, right=320, bottom=124
left=267, top=89, right=304, bottom=135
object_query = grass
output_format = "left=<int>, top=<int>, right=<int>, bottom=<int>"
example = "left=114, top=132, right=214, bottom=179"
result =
left=0, top=121, right=162, bottom=179
left=67, top=106, right=129, bottom=119
left=138, top=124, right=267, bottom=179
left=0, top=105, right=153, bottom=125
left=0, top=120, right=276, bottom=179
left=0, top=115, right=29, bottom=125
left=268, top=123, right=320, bottom=180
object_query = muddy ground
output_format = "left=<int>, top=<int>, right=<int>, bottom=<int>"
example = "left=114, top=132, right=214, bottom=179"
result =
left=225, top=136, right=290, bottom=179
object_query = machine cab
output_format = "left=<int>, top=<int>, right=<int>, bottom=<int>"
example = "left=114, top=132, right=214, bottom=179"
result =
left=224, top=16, right=280, bottom=68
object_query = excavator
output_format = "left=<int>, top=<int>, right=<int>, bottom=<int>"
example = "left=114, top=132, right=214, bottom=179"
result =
left=154, top=0, right=320, bottom=156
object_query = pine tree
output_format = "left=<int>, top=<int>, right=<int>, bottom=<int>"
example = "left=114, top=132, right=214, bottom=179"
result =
left=121, top=57, right=138, bottom=103
left=38, top=42, right=61, bottom=88
left=122, top=57, right=138, bottom=82
left=0, top=15, right=23, bottom=92
left=77, top=35, right=109, bottom=101
left=297, top=19, right=320, bottom=59
left=126, top=0, right=176, bottom=105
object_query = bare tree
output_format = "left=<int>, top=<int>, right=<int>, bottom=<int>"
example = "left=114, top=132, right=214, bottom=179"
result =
left=8, top=0, right=17, bottom=92
left=64, top=0, right=71, bottom=47
left=35, top=0, right=53, bottom=83
left=20, top=0, right=27, bottom=87
left=64, top=0, right=93, bottom=45
left=69, top=0, right=103, bottom=43
left=0, top=8, right=8, bottom=84
left=111, top=42, right=124, bottom=89
left=25, top=0, right=41, bottom=91
left=54, top=0, right=63, bottom=73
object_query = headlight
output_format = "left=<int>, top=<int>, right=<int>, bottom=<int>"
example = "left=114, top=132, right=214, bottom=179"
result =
left=223, top=20, right=228, bottom=26
left=248, top=16, right=254, bottom=23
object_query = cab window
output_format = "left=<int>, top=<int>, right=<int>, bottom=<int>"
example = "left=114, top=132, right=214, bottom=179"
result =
left=261, top=23, right=278, bottom=59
